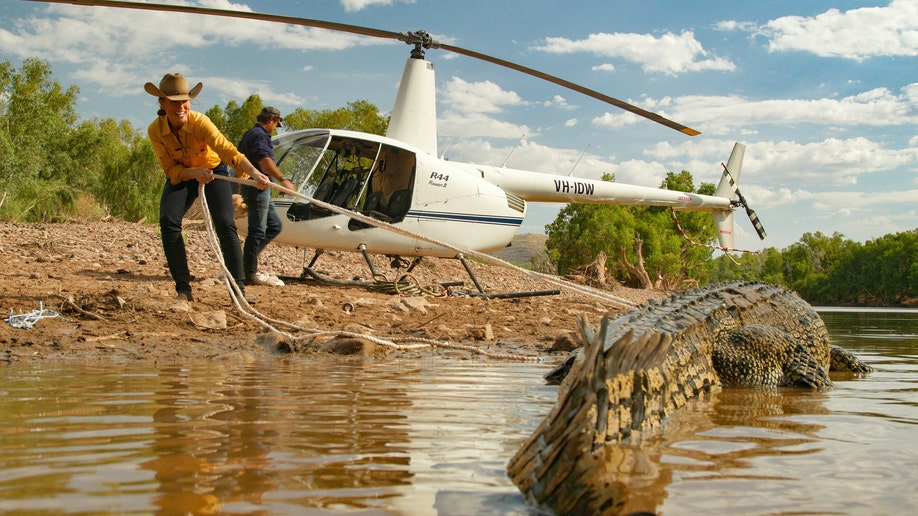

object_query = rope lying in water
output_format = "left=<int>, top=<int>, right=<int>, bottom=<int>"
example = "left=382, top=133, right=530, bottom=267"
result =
left=198, top=183, right=534, bottom=362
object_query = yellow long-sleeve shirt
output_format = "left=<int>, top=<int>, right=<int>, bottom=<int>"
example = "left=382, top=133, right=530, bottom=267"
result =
left=147, top=110, right=249, bottom=185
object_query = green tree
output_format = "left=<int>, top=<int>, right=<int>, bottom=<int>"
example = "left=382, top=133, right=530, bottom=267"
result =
left=832, top=230, right=917, bottom=305
left=284, top=100, right=389, bottom=135
left=784, top=232, right=850, bottom=301
left=208, top=95, right=266, bottom=145
left=706, top=228, right=917, bottom=307
left=0, top=58, right=81, bottom=221
left=89, top=118, right=161, bottom=222
left=204, top=102, right=227, bottom=136
left=546, top=170, right=716, bottom=290
left=708, top=247, right=788, bottom=286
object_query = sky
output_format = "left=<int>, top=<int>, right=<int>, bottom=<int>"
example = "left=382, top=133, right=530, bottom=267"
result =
left=1, top=0, right=916, bottom=252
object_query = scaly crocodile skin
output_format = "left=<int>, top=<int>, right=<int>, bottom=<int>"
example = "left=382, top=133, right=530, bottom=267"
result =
left=507, top=281, right=871, bottom=515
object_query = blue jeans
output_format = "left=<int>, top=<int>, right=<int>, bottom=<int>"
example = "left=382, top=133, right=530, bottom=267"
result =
left=241, top=184, right=283, bottom=277
left=159, top=163, right=244, bottom=295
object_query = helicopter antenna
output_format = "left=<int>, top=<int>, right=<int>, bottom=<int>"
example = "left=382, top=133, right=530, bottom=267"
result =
left=501, top=134, right=525, bottom=167
left=568, top=144, right=590, bottom=177
left=439, top=138, right=455, bottom=160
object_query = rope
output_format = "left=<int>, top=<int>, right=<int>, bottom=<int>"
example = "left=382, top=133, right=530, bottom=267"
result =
left=198, top=182, right=537, bottom=361
left=216, top=175, right=637, bottom=309
left=670, top=207, right=760, bottom=254
left=5, top=301, right=69, bottom=329
left=365, top=273, right=447, bottom=297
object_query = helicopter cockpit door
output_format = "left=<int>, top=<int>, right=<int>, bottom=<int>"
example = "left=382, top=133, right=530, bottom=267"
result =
left=349, top=145, right=416, bottom=230
left=284, top=134, right=381, bottom=221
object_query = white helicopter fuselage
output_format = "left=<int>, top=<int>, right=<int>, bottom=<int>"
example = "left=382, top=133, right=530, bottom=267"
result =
left=236, top=129, right=528, bottom=258
left=236, top=56, right=749, bottom=259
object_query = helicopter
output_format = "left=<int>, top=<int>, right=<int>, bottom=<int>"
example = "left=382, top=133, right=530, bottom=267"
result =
left=35, top=0, right=767, bottom=294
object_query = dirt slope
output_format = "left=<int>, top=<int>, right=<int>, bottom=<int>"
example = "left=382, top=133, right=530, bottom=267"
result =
left=0, top=220, right=663, bottom=364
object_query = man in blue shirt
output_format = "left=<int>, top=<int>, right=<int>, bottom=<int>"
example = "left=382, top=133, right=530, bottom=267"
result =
left=238, top=107, right=294, bottom=287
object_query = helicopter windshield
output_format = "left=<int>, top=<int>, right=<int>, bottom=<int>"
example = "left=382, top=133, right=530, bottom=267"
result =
left=273, top=130, right=333, bottom=192
left=275, top=130, right=416, bottom=225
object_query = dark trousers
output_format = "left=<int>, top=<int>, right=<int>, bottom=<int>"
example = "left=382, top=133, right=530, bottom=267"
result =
left=159, top=163, right=244, bottom=295
left=241, top=184, right=283, bottom=277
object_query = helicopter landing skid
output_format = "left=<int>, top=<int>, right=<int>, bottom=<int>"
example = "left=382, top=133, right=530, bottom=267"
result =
left=297, top=248, right=560, bottom=299
left=390, top=252, right=560, bottom=299
left=454, top=254, right=561, bottom=300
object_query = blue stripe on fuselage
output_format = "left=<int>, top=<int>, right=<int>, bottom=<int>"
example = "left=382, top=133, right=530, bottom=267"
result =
left=274, top=200, right=522, bottom=228
left=407, top=210, right=523, bottom=227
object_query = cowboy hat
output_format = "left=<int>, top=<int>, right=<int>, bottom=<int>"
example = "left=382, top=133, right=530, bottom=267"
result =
left=144, top=73, right=203, bottom=101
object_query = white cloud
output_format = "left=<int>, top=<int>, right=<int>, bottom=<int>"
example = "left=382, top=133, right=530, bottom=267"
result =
left=591, top=84, right=918, bottom=134
left=647, top=137, right=918, bottom=188
left=722, top=0, right=918, bottom=60
left=340, top=0, right=416, bottom=12
left=70, top=60, right=147, bottom=98
left=592, top=111, right=643, bottom=130
left=437, top=111, right=531, bottom=140
left=544, top=95, right=576, bottom=111
left=441, top=76, right=526, bottom=114
left=0, top=0, right=386, bottom=106
left=199, top=76, right=308, bottom=107
left=532, top=31, right=735, bottom=75
left=2, top=1, right=381, bottom=65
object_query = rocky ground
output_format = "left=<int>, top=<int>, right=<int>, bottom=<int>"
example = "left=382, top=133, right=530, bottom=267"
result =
left=0, top=220, right=664, bottom=365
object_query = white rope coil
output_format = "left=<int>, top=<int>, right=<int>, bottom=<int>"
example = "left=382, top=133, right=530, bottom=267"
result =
left=5, top=301, right=69, bottom=329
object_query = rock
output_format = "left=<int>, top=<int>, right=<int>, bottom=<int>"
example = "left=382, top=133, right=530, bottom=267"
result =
left=171, top=300, right=192, bottom=312
left=321, top=337, right=378, bottom=356
left=465, top=323, right=494, bottom=341
left=305, top=296, right=324, bottom=309
left=549, top=331, right=581, bottom=352
left=255, top=332, right=294, bottom=354
left=401, top=296, right=433, bottom=314
left=188, top=310, right=227, bottom=330
left=213, top=351, right=256, bottom=363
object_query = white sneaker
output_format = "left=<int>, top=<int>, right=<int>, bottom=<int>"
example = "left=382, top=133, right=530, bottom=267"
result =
left=250, top=271, right=285, bottom=287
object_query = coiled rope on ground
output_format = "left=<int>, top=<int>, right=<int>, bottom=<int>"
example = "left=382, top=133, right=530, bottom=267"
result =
left=365, top=273, right=446, bottom=297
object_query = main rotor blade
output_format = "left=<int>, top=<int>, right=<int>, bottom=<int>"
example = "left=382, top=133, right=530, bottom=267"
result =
left=30, top=0, right=700, bottom=136
left=28, top=0, right=406, bottom=40
left=440, top=43, right=700, bottom=136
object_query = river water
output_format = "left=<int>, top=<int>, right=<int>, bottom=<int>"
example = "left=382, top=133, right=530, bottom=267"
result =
left=0, top=308, right=915, bottom=515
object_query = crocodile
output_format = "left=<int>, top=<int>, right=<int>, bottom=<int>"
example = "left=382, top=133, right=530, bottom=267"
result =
left=506, top=281, right=871, bottom=515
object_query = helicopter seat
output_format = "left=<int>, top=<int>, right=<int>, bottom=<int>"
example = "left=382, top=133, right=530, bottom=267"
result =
left=362, top=191, right=382, bottom=215
left=286, top=202, right=310, bottom=222
left=371, top=189, right=411, bottom=223
left=330, top=177, right=358, bottom=208
left=386, top=189, right=411, bottom=219
left=303, top=180, right=338, bottom=217
left=347, top=191, right=383, bottom=230
left=313, top=180, right=336, bottom=203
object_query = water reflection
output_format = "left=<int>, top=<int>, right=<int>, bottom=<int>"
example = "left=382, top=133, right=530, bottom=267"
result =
left=614, top=387, right=832, bottom=515
left=0, top=309, right=916, bottom=515
left=0, top=359, right=555, bottom=514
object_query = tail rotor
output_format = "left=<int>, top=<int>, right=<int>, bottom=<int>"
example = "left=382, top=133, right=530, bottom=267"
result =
left=721, top=162, right=767, bottom=240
